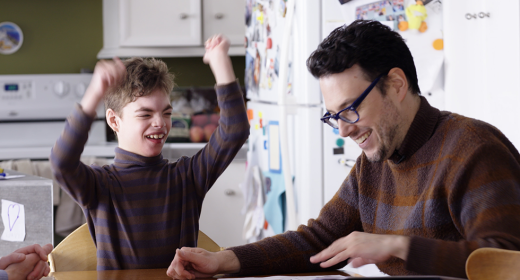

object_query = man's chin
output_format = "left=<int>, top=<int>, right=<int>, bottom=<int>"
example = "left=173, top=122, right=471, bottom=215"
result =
left=364, top=148, right=387, bottom=163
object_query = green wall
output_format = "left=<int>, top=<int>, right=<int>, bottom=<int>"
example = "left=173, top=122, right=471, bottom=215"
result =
left=0, top=0, right=244, bottom=87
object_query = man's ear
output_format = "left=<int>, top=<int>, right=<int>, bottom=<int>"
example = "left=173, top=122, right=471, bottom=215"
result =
left=386, top=67, right=408, bottom=102
left=106, top=108, right=120, bottom=133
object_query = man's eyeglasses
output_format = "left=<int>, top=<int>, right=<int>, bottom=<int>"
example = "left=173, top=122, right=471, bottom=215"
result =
left=321, top=73, right=385, bottom=129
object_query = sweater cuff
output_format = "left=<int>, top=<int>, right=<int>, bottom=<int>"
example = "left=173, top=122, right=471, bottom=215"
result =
left=215, top=79, right=240, bottom=94
left=406, top=235, right=437, bottom=274
left=0, top=269, right=8, bottom=280
left=226, top=245, right=265, bottom=276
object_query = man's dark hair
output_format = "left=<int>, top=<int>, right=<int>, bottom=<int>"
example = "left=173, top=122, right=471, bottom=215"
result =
left=307, top=20, right=420, bottom=95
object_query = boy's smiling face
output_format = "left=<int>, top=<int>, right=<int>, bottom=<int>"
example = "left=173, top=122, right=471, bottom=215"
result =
left=110, top=88, right=172, bottom=157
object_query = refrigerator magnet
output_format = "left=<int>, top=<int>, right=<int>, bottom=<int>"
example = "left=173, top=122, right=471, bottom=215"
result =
left=267, top=121, right=282, bottom=173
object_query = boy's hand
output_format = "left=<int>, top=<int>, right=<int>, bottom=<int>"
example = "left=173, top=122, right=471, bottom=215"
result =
left=203, top=35, right=230, bottom=65
left=0, top=244, right=53, bottom=270
left=203, top=35, right=235, bottom=85
left=81, top=57, right=126, bottom=117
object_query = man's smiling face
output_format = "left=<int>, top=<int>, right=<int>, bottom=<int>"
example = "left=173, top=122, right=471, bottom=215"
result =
left=320, top=64, right=402, bottom=162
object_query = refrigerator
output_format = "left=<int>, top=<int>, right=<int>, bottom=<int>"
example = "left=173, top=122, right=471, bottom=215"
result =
left=242, top=0, right=358, bottom=239
left=242, top=0, right=444, bottom=238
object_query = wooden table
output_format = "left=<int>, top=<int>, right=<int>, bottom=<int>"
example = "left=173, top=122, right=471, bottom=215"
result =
left=49, top=269, right=351, bottom=280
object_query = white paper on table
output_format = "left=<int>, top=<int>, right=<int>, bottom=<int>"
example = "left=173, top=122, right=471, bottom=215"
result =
left=1, top=199, right=26, bottom=242
left=0, top=174, right=26, bottom=180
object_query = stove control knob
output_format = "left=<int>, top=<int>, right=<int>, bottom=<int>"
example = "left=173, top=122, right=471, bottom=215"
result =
left=75, top=83, right=87, bottom=98
left=54, top=81, right=70, bottom=97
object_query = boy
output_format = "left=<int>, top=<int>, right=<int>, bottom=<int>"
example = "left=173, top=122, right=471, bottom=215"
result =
left=50, top=35, right=249, bottom=270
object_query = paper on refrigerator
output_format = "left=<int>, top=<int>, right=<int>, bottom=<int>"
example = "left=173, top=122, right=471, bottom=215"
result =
left=1, top=199, right=26, bottom=242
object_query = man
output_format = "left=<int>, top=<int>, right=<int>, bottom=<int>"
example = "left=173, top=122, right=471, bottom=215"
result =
left=0, top=244, right=53, bottom=280
left=166, top=20, right=520, bottom=279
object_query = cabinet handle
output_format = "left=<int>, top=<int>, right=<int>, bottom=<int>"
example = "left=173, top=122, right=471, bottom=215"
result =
left=180, top=13, right=189, bottom=20
left=215, top=13, right=224, bottom=20
left=466, top=12, right=490, bottom=20
left=225, top=189, right=236, bottom=196
left=465, top=13, right=477, bottom=20
left=478, top=12, right=490, bottom=18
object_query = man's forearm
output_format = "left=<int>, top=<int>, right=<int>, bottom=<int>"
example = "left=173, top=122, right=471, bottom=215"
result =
left=391, top=235, right=410, bottom=261
left=218, top=250, right=241, bottom=274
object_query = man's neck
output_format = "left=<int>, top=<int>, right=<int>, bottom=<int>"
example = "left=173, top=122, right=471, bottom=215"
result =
left=396, top=93, right=422, bottom=152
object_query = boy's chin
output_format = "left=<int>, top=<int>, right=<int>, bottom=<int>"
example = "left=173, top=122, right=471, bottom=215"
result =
left=140, top=149, right=163, bottom=157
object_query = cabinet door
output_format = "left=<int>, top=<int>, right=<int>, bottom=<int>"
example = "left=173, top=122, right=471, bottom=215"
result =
left=444, top=0, right=520, bottom=149
left=119, top=0, right=201, bottom=47
left=199, top=160, right=247, bottom=248
left=202, top=0, right=244, bottom=45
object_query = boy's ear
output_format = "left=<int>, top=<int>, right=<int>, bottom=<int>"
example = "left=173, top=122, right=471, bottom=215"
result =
left=106, top=108, right=120, bottom=133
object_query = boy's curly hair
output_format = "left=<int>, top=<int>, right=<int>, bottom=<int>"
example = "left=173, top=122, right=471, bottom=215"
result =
left=104, top=57, right=175, bottom=116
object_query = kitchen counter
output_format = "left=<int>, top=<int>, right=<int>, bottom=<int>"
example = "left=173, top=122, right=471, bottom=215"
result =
left=0, top=142, right=247, bottom=161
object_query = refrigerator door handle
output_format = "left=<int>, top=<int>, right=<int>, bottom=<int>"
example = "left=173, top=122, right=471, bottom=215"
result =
left=276, top=0, right=298, bottom=232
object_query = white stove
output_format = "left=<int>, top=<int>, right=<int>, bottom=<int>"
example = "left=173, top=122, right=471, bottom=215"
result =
left=0, top=74, right=116, bottom=160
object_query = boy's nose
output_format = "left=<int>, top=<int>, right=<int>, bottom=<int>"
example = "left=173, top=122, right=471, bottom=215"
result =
left=152, top=115, right=166, bottom=128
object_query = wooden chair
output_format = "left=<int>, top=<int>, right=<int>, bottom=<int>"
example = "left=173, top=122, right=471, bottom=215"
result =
left=48, top=223, right=223, bottom=272
left=466, top=247, right=520, bottom=280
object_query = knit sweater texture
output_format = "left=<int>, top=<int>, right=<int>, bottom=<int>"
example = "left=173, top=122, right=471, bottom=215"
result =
left=50, top=81, right=249, bottom=270
left=229, top=97, right=520, bottom=278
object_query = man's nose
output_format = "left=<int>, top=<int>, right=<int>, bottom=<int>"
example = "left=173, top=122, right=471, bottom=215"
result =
left=338, top=119, right=356, bottom=138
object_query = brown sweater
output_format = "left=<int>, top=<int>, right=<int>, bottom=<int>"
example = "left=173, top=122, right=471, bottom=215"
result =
left=229, top=97, right=520, bottom=278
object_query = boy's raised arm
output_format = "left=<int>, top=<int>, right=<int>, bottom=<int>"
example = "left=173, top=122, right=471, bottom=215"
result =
left=50, top=58, right=127, bottom=207
left=203, top=35, right=236, bottom=85
left=179, top=35, right=249, bottom=199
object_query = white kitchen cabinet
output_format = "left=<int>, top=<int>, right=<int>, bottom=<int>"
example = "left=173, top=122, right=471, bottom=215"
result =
left=162, top=143, right=248, bottom=248
left=98, top=0, right=245, bottom=58
left=199, top=160, right=247, bottom=248
left=120, top=0, right=201, bottom=47
left=444, top=0, right=520, bottom=149
left=202, top=0, right=244, bottom=46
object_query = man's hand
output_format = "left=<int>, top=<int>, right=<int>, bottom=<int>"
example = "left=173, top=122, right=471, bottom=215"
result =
left=310, top=232, right=410, bottom=268
left=202, top=35, right=235, bottom=85
left=81, top=57, right=127, bottom=117
left=4, top=253, right=48, bottom=280
left=167, top=248, right=240, bottom=279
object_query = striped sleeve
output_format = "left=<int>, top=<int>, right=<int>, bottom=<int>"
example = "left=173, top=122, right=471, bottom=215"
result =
left=177, top=80, right=250, bottom=199
left=49, top=104, right=105, bottom=208
left=0, top=270, right=7, bottom=280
